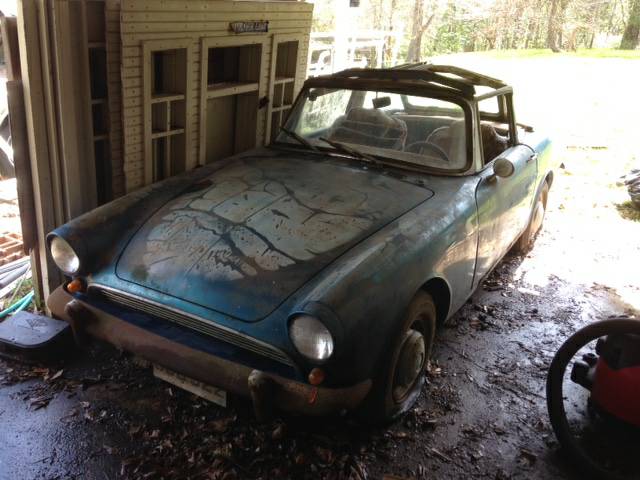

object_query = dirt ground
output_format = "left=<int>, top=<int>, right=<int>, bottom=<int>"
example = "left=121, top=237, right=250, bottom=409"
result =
left=1, top=53, right=639, bottom=480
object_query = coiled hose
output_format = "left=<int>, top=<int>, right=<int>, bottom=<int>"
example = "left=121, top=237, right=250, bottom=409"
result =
left=546, top=318, right=640, bottom=480
left=0, top=290, right=34, bottom=319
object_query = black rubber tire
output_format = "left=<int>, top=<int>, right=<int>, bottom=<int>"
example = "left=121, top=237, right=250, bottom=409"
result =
left=514, top=181, right=549, bottom=254
left=358, top=291, right=437, bottom=425
left=546, top=318, right=640, bottom=480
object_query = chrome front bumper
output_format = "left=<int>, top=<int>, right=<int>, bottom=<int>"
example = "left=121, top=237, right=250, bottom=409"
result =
left=47, top=286, right=371, bottom=418
left=88, top=284, right=293, bottom=366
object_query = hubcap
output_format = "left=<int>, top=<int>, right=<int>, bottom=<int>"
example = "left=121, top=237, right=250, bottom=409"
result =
left=530, top=199, right=545, bottom=236
left=393, top=328, right=426, bottom=402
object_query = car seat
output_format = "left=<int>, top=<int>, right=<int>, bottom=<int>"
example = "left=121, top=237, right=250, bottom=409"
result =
left=479, top=123, right=509, bottom=162
left=328, top=107, right=408, bottom=150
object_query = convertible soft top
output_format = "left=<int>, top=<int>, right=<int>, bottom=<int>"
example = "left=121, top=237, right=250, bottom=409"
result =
left=310, top=62, right=510, bottom=100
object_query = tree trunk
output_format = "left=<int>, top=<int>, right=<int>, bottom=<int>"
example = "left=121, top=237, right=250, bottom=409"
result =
left=406, top=0, right=435, bottom=63
left=546, top=0, right=561, bottom=52
left=406, top=0, right=425, bottom=62
left=525, top=18, right=536, bottom=49
left=384, top=0, right=398, bottom=65
left=556, top=0, right=570, bottom=48
left=620, top=0, right=640, bottom=49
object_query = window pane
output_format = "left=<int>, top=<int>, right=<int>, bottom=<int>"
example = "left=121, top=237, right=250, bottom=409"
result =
left=478, top=96, right=500, bottom=115
left=281, top=89, right=468, bottom=171
left=298, top=89, right=351, bottom=135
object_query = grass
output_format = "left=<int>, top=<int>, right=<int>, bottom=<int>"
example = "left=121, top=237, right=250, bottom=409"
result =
left=454, top=48, right=640, bottom=60
left=615, top=201, right=640, bottom=222
left=13, top=276, right=34, bottom=302
left=1, top=276, right=35, bottom=312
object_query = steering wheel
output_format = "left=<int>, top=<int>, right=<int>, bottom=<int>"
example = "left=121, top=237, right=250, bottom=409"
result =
left=405, top=141, right=449, bottom=162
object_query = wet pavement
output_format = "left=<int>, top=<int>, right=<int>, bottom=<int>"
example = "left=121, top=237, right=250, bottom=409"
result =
left=2, top=55, right=640, bottom=479
left=1, top=155, right=639, bottom=479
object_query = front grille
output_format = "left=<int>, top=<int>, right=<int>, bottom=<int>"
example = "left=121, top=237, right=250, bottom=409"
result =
left=88, top=285, right=294, bottom=367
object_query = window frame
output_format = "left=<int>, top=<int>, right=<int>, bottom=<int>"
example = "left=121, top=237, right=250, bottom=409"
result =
left=475, top=89, right=519, bottom=168
left=198, top=35, right=269, bottom=166
left=278, top=83, right=476, bottom=176
left=142, top=38, right=193, bottom=185
left=266, top=33, right=306, bottom=144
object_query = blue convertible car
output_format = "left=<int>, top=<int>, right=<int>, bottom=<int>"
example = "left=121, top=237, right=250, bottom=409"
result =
left=47, top=64, right=553, bottom=422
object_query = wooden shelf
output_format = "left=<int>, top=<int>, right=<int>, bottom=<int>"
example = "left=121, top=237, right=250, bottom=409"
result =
left=274, top=76, right=295, bottom=85
left=91, top=98, right=107, bottom=105
left=206, top=81, right=259, bottom=98
left=271, top=105, right=292, bottom=113
left=151, top=128, right=185, bottom=139
left=93, top=133, right=109, bottom=141
left=151, top=93, right=186, bottom=104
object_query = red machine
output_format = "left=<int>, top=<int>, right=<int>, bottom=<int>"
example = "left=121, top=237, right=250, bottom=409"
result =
left=571, top=332, right=640, bottom=429
left=547, top=318, right=640, bottom=479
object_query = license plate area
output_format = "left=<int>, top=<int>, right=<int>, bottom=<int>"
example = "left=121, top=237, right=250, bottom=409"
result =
left=153, top=364, right=227, bottom=407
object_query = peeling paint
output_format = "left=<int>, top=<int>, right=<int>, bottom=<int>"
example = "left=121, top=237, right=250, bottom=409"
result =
left=116, top=156, right=434, bottom=321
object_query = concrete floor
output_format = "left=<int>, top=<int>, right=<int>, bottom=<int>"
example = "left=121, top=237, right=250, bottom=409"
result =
left=1, top=54, right=639, bottom=480
left=1, top=164, right=638, bottom=479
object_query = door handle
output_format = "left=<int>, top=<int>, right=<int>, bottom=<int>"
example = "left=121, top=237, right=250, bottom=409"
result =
left=527, top=153, right=538, bottom=163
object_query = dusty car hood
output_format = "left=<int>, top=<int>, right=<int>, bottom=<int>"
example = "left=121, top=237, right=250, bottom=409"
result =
left=116, top=154, right=433, bottom=321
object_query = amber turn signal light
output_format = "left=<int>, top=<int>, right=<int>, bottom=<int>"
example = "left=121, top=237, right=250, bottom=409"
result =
left=66, top=278, right=84, bottom=293
left=308, top=367, right=325, bottom=386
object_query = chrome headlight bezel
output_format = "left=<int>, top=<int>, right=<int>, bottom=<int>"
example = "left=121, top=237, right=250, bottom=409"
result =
left=288, top=314, right=335, bottom=362
left=49, top=235, right=81, bottom=275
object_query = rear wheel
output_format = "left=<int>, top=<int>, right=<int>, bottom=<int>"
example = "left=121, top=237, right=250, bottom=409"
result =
left=359, top=291, right=437, bottom=424
left=514, top=181, right=549, bottom=254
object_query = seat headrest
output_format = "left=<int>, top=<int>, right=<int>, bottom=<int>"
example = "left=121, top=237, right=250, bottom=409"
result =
left=345, top=107, right=400, bottom=129
left=480, top=123, right=509, bottom=161
left=330, top=107, right=407, bottom=150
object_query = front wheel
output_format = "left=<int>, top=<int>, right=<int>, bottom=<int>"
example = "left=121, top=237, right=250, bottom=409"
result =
left=514, top=181, right=549, bottom=254
left=358, top=291, right=437, bottom=424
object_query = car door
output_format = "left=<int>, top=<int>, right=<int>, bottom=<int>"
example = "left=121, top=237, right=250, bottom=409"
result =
left=473, top=96, right=537, bottom=287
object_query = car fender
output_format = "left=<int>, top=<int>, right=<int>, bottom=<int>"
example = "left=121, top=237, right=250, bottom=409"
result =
left=284, top=174, right=480, bottom=383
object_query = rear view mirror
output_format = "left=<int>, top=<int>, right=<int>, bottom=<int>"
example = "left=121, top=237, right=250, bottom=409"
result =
left=372, top=96, right=391, bottom=109
left=493, top=157, right=515, bottom=178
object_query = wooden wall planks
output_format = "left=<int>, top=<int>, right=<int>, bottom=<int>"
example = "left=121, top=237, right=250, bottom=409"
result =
left=105, top=0, right=125, bottom=197
left=10, top=0, right=312, bottom=304
left=119, top=0, right=313, bottom=192
left=16, top=0, right=64, bottom=299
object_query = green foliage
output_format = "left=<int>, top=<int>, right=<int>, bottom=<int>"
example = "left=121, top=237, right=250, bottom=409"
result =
left=616, top=201, right=640, bottom=222
left=426, top=2, right=483, bottom=55
left=462, top=48, right=640, bottom=59
left=310, top=0, right=639, bottom=62
left=310, top=0, right=337, bottom=32
left=1, top=277, right=35, bottom=312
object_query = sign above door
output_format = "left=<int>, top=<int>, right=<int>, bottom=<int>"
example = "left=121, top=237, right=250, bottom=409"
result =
left=229, top=21, right=269, bottom=34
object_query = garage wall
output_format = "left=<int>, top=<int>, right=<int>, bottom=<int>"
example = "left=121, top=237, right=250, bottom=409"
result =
left=119, top=0, right=314, bottom=193
left=105, top=0, right=125, bottom=198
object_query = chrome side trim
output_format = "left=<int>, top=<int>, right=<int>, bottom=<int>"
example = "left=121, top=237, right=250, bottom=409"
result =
left=88, top=284, right=294, bottom=367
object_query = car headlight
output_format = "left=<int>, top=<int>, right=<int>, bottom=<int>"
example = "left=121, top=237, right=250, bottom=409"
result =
left=289, top=315, right=334, bottom=361
left=50, top=236, right=80, bottom=275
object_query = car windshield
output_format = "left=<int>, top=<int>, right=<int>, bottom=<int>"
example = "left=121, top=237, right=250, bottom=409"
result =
left=275, top=87, right=469, bottom=171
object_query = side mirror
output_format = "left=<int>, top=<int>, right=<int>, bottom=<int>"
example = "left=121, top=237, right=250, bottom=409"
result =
left=493, top=157, right=515, bottom=178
